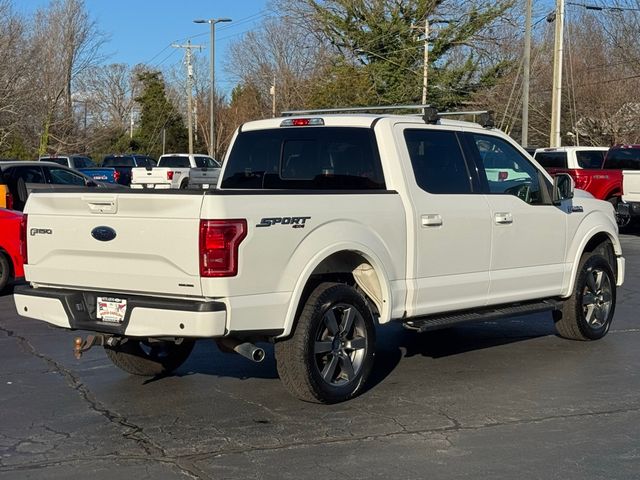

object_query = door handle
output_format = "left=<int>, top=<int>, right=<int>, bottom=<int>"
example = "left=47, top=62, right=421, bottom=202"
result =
left=421, top=214, right=443, bottom=227
left=494, top=212, right=513, bottom=224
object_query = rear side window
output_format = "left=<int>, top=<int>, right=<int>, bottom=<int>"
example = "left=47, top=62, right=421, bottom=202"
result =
left=221, top=127, right=385, bottom=190
left=404, top=129, right=472, bottom=194
left=604, top=149, right=640, bottom=170
left=159, top=156, right=190, bottom=168
left=576, top=150, right=606, bottom=169
left=8, top=166, right=46, bottom=183
left=534, top=151, right=567, bottom=169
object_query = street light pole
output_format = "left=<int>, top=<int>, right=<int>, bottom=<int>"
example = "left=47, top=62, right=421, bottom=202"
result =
left=194, top=17, right=232, bottom=159
left=550, top=0, right=565, bottom=147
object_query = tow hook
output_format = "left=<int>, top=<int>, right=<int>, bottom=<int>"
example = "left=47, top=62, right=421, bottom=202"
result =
left=73, top=335, right=114, bottom=359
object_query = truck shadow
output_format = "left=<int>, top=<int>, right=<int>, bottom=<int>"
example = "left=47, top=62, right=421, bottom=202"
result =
left=167, top=313, right=556, bottom=391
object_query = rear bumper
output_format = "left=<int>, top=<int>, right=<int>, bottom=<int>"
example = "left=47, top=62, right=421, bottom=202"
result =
left=13, top=285, right=227, bottom=337
left=130, top=184, right=172, bottom=190
left=617, top=201, right=640, bottom=218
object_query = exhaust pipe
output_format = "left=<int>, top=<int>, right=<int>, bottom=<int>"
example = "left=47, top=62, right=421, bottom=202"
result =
left=217, top=338, right=265, bottom=363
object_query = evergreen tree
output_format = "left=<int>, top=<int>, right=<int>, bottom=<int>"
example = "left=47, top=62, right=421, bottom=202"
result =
left=286, top=0, right=515, bottom=109
left=134, top=71, right=187, bottom=158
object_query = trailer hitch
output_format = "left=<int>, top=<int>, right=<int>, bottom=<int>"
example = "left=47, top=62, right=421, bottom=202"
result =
left=73, top=335, right=118, bottom=359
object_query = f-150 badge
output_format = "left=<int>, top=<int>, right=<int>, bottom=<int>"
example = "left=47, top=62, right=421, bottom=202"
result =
left=256, top=216, right=311, bottom=229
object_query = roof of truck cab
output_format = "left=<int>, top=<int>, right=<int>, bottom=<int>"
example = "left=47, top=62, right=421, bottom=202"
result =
left=241, top=114, right=488, bottom=132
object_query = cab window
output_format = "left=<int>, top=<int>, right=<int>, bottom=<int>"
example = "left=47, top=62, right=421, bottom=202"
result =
left=471, top=133, right=549, bottom=205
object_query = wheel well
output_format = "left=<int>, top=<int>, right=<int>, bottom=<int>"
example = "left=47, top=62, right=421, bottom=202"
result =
left=605, top=190, right=620, bottom=200
left=294, top=251, right=383, bottom=330
left=583, top=233, right=616, bottom=275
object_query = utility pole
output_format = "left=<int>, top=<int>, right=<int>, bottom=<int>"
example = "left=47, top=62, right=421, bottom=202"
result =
left=550, top=0, right=565, bottom=147
left=421, top=15, right=429, bottom=106
left=194, top=18, right=232, bottom=158
left=172, top=40, right=202, bottom=155
left=522, top=0, right=532, bottom=147
left=270, top=75, right=276, bottom=118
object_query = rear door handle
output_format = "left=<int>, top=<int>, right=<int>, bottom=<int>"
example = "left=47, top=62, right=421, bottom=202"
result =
left=494, top=212, right=513, bottom=225
left=421, top=214, right=443, bottom=227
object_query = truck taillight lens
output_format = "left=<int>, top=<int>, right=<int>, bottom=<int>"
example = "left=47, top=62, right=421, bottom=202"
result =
left=20, top=214, right=28, bottom=264
left=167, top=171, right=174, bottom=181
left=6, top=191, right=13, bottom=210
left=199, top=219, right=247, bottom=277
left=114, top=170, right=121, bottom=183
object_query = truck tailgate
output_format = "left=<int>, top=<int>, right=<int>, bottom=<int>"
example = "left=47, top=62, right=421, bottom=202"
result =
left=622, top=170, right=640, bottom=203
left=24, top=192, right=205, bottom=297
left=131, top=167, right=175, bottom=187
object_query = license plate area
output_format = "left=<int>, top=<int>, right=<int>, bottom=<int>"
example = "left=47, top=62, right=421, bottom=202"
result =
left=96, top=297, right=127, bottom=323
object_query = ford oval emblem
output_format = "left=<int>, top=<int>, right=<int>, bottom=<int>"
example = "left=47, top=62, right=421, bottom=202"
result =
left=91, top=226, right=117, bottom=242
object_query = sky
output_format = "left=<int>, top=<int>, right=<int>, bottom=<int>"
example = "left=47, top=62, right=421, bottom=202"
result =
left=16, top=0, right=271, bottom=93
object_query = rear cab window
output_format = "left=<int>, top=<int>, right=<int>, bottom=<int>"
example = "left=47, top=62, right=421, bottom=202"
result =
left=604, top=149, right=640, bottom=170
left=534, top=151, right=568, bottom=169
left=221, top=127, right=386, bottom=190
left=159, top=156, right=191, bottom=168
left=103, top=156, right=135, bottom=167
left=40, top=157, right=69, bottom=167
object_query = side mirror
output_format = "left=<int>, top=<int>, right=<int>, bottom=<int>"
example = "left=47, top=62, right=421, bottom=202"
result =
left=553, top=173, right=574, bottom=204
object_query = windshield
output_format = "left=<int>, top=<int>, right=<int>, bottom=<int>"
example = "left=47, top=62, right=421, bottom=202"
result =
left=604, top=149, right=640, bottom=169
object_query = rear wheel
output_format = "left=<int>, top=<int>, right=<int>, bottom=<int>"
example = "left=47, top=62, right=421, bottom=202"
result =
left=180, top=179, right=189, bottom=189
left=104, top=338, right=195, bottom=376
left=0, top=253, right=10, bottom=292
left=554, top=253, right=616, bottom=340
left=275, top=282, right=376, bottom=403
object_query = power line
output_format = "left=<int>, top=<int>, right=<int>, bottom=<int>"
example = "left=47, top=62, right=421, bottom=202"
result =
left=567, top=1, right=640, bottom=11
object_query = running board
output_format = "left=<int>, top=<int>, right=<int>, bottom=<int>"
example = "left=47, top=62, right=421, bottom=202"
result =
left=403, top=300, right=561, bottom=333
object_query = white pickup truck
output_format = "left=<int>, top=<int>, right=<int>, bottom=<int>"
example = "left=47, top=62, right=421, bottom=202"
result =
left=533, top=146, right=609, bottom=170
left=130, top=153, right=220, bottom=189
left=14, top=109, right=624, bottom=403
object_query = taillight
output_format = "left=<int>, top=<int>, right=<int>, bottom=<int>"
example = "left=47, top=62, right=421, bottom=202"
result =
left=167, top=171, right=174, bottom=181
left=20, top=214, right=28, bottom=264
left=6, top=191, right=13, bottom=210
left=199, top=219, right=247, bottom=277
left=113, top=170, right=121, bottom=183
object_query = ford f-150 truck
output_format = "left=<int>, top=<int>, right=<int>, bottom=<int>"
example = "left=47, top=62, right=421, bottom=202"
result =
left=14, top=109, right=625, bottom=403
left=130, top=153, right=220, bottom=189
left=533, top=147, right=620, bottom=203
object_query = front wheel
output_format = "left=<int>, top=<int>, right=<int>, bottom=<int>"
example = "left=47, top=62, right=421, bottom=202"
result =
left=275, top=282, right=376, bottom=403
left=554, top=253, right=616, bottom=340
left=104, top=338, right=195, bottom=376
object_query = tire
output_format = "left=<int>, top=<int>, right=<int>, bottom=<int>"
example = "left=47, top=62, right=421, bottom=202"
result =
left=607, top=196, right=630, bottom=229
left=554, top=253, right=616, bottom=341
left=104, top=338, right=195, bottom=376
left=0, top=253, right=10, bottom=292
left=180, top=179, right=189, bottom=189
left=275, top=282, right=376, bottom=403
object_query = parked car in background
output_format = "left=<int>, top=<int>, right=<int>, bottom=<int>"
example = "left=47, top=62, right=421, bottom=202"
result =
left=0, top=161, right=123, bottom=211
left=602, top=145, right=640, bottom=226
left=101, top=154, right=156, bottom=186
left=130, top=153, right=220, bottom=189
left=39, top=154, right=119, bottom=184
left=0, top=208, right=23, bottom=291
left=533, top=147, right=620, bottom=206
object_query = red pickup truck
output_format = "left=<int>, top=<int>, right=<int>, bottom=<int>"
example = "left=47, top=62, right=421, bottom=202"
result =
left=533, top=147, right=619, bottom=202
left=0, top=208, right=24, bottom=291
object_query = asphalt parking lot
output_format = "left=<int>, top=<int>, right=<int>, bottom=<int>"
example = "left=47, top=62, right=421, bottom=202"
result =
left=1, top=237, right=639, bottom=480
